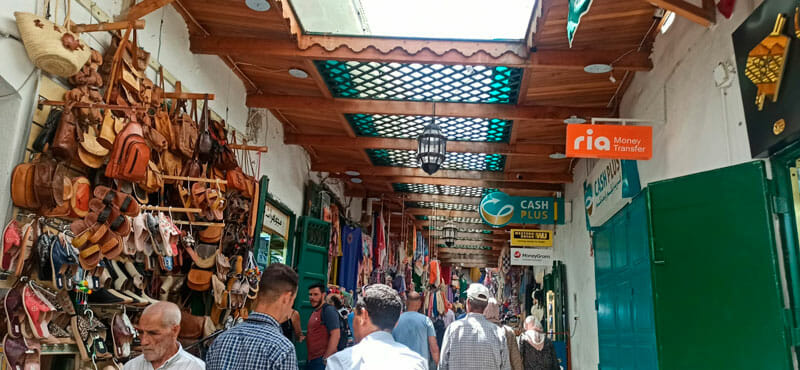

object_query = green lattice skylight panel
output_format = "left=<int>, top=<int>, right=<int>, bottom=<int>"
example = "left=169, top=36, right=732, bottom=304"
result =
left=393, top=183, right=485, bottom=197
left=407, top=201, right=479, bottom=212
left=368, top=149, right=506, bottom=172
left=427, top=225, right=491, bottom=234
left=347, top=114, right=512, bottom=143
left=436, top=244, right=493, bottom=250
left=314, top=61, right=522, bottom=103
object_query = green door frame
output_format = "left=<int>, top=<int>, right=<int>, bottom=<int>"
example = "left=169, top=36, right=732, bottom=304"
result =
left=253, top=175, right=298, bottom=267
left=770, top=142, right=800, bottom=334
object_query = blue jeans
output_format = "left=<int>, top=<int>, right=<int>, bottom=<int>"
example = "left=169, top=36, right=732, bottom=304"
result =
left=307, top=357, right=325, bottom=370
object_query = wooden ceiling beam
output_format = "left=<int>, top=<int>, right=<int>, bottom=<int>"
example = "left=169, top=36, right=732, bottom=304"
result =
left=191, top=36, right=651, bottom=71
left=647, top=0, right=715, bottom=27
left=439, top=248, right=501, bottom=255
left=118, top=0, right=175, bottom=20
left=292, top=135, right=562, bottom=156
left=247, top=95, right=610, bottom=120
left=314, top=163, right=573, bottom=184
left=530, top=49, right=652, bottom=71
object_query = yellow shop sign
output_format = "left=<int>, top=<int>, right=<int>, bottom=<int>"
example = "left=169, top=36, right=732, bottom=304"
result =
left=510, top=229, right=553, bottom=247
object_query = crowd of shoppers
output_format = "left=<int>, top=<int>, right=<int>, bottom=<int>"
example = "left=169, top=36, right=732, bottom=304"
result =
left=122, top=263, right=560, bottom=370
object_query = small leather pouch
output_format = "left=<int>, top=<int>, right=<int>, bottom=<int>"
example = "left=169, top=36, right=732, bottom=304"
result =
left=187, top=243, right=217, bottom=269
left=51, top=109, right=78, bottom=161
left=198, top=225, right=223, bottom=244
left=178, top=310, right=205, bottom=339
left=187, top=268, right=212, bottom=291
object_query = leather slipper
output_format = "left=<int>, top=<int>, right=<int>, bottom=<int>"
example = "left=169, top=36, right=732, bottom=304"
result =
left=98, top=232, right=123, bottom=260
left=22, top=285, right=54, bottom=339
left=2, top=220, right=21, bottom=271
left=146, top=213, right=167, bottom=256
left=15, top=223, right=36, bottom=277
left=132, top=214, right=151, bottom=256
left=88, top=200, right=131, bottom=238
left=111, top=313, right=133, bottom=358
left=50, top=235, right=77, bottom=290
left=92, top=186, right=140, bottom=217
left=5, top=285, right=26, bottom=338
left=70, top=315, right=91, bottom=360
left=35, top=231, right=55, bottom=282
left=3, top=334, right=40, bottom=370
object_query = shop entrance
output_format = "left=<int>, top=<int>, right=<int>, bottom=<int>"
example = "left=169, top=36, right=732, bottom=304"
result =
left=594, top=161, right=794, bottom=369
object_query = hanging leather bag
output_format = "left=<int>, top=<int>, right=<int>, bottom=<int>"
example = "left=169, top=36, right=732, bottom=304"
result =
left=171, top=100, right=198, bottom=158
left=197, top=95, right=214, bottom=163
left=51, top=107, right=79, bottom=161
left=105, top=119, right=150, bottom=182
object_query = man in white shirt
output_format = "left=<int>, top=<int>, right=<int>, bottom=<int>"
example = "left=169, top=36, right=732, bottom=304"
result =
left=327, top=284, right=426, bottom=370
left=124, top=301, right=205, bottom=370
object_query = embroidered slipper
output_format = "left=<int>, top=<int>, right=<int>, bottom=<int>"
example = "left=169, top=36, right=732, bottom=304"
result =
left=22, top=285, right=55, bottom=339
left=1, top=220, right=21, bottom=271
left=5, top=285, right=26, bottom=338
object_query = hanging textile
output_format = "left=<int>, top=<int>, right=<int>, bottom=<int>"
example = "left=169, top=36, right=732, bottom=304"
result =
left=327, top=204, right=341, bottom=283
left=429, top=259, right=441, bottom=287
left=338, top=225, right=362, bottom=294
left=373, top=213, right=386, bottom=269
left=441, top=265, right=452, bottom=286
left=412, top=259, right=424, bottom=293
left=567, top=0, right=593, bottom=47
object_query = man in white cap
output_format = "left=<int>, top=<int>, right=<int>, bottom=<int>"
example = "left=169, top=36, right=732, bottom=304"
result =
left=438, top=283, right=510, bottom=370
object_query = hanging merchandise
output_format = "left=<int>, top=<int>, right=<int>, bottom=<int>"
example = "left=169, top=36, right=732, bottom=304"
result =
left=327, top=204, right=341, bottom=284
left=338, top=225, right=362, bottom=294
left=5, top=16, right=265, bottom=367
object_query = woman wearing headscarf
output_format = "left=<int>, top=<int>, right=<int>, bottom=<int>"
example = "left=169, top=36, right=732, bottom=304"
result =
left=484, top=298, right=523, bottom=370
left=519, top=316, right=559, bottom=370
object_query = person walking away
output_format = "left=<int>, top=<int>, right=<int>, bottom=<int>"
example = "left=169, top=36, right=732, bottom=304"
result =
left=519, top=316, right=559, bottom=370
left=124, top=301, right=204, bottom=370
left=206, top=263, right=299, bottom=370
left=439, top=284, right=510, bottom=370
left=327, top=284, right=427, bottom=370
left=281, top=309, right=304, bottom=343
left=392, top=292, right=439, bottom=367
left=329, top=295, right=353, bottom=349
left=485, top=299, right=523, bottom=370
left=306, top=283, right=341, bottom=369
left=442, top=302, right=455, bottom=328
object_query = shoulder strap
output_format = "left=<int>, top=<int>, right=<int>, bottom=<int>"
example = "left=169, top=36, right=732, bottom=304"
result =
left=200, top=94, right=209, bottom=133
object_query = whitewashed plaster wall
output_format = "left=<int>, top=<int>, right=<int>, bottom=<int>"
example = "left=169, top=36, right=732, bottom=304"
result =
left=553, top=0, right=764, bottom=368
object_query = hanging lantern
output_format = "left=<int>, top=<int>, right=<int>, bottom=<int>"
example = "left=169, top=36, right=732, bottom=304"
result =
left=417, top=105, right=447, bottom=175
left=443, top=220, right=458, bottom=247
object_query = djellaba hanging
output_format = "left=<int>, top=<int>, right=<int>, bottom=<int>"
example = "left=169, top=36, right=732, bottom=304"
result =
left=417, top=103, right=447, bottom=175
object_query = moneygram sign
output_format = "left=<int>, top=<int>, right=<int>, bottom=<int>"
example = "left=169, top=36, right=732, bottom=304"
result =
left=511, top=248, right=553, bottom=266
left=566, top=123, right=652, bottom=160
left=480, top=191, right=565, bottom=228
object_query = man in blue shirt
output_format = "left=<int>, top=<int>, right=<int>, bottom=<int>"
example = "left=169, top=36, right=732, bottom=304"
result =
left=206, top=263, right=298, bottom=370
left=392, top=292, right=439, bottom=367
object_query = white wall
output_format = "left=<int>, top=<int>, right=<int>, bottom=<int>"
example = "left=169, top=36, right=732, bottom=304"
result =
left=554, top=0, right=763, bottom=368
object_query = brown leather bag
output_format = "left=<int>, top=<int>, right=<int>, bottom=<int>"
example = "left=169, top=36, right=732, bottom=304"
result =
left=171, top=100, right=198, bottom=158
left=159, top=151, right=183, bottom=183
left=105, top=120, right=150, bottom=182
left=187, top=268, right=212, bottom=291
left=197, top=95, right=214, bottom=163
left=139, top=161, right=163, bottom=193
left=142, top=124, right=168, bottom=152
left=178, top=310, right=205, bottom=339
left=33, top=156, right=58, bottom=209
left=51, top=108, right=78, bottom=161
left=11, top=163, right=39, bottom=209
left=226, top=167, right=248, bottom=193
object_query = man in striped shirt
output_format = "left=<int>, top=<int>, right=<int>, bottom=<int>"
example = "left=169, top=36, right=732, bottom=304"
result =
left=206, top=263, right=299, bottom=370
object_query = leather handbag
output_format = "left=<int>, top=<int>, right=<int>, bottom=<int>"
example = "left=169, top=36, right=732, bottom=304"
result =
left=197, top=95, right=214, bottom=163
left=105, top=120, right=150, bottom=182
left=226, top=167, right=248, bottom=194
left=178, top=310, right=205, bottom=339
left=170, top=100, right=198, bottom=158
left=187, top=268, right=212, bottom=291
left=11, top=162, right=39, bottom=209
left=198, top=225, right=223, bottom=244
left=139, top=161, right=163, bottom=193
left=143, top=124, right=168, bottom=152
left=51, top=107, right=78, bottom=161
left=159, top=150, right=183, bottom=184
left=32, top=108, right=62, bottom=153
left=33, top=155, right=58, bottom=209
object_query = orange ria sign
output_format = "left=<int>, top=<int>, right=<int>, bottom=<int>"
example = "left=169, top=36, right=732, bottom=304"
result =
left=565, top=124, right=653, bottom=160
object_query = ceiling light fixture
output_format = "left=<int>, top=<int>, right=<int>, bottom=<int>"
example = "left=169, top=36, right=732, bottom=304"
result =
left=660, top=11, right=676, bottom=34
left=549, top=153, right=567, bottom=159
left=288, top=68, right=309, bottom=79
left=350, top=178, right=363, bottom=184
left=564, top=115, right=587, bottom=124
left=584, top=64, right=613, bottom=74
left=443, top=220, right=458, bottom=247
left=344, top=170, right=361, bottom=176
left=245, top=0, right=271, bottom=11
left=417, top=102, right=447, bottom=175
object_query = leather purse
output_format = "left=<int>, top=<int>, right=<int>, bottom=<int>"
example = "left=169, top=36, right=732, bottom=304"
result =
left=32, top=108, right=62, bottom=153
left=11, top=162, right=39, bottom=209
left=198, top=225, right=223, bottom=244
left=159, top=150, right=183, bottom=183
left=139, top=161, right=163, bottom=193
left=33, top=155, right=58, bottom=209
left=187, top=268, right=213, bottom=291
left=226, top=167, right=248, bottom=194
left=197, top=95, right=214, bottom=163
left=51, top=108, right=78, bottom=161
left=143, top=124, right=168, bottom=152
left=170, top=100, right=198, bottom=158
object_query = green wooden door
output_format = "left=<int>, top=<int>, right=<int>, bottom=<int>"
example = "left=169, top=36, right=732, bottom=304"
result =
left=647, top=161, right=792, bottom=370
left=294, top=216, right=331, bottom=366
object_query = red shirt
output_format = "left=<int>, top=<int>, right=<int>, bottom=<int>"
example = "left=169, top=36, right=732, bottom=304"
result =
left=306, top=305, right=338, bottom=360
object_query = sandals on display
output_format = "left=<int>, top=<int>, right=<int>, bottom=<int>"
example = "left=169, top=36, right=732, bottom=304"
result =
left=22, top=284, right=55, bottom=339
left=2, top=220, right=21, bottom=271
left=2, top=334, right=41, bottom=370
left=5, top=285, right=26, bottom=338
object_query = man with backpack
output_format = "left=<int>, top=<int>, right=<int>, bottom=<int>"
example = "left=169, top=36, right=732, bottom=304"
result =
left=329, top=295, right=353, bottom=349
left=307, top=283, right=341, bottom=370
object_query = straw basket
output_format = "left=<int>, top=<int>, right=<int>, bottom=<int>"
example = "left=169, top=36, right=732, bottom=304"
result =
left=14, top=4, right=90, bottom=77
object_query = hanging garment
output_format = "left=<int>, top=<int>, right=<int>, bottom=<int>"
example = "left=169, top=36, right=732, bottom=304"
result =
left=470, top=267, right=481, bottom=283
left=373, top=213, right=386, bottom=269
left=429, top=260, right=441, bottom=287
left=338, top=225, right=362, bottom=294
left=441, top=265, right=452, bottom=285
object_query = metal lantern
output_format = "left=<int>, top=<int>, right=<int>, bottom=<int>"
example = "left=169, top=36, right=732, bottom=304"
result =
left=417, top=119, right=447, bottom=175
left=443, top=220, right=458, bottom=247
